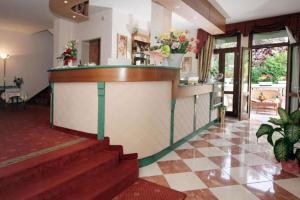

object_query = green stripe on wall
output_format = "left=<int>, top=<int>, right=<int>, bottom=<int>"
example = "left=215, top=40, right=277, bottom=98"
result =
left=170, top=99, right=176, bottom=145
left=97, top=82, right=105, bottom=140
left=50, top=82, right=54, bottom=128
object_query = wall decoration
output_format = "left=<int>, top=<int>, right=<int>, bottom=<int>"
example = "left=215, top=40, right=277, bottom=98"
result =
left=117, top=34, right=128, bottom=59
left=181, top=57, right=192, bottom=73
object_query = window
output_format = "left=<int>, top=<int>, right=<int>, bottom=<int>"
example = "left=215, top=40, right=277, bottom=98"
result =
left=252, top=30, right=288, bottom=46
left=214, top=36, right=237, bottom=49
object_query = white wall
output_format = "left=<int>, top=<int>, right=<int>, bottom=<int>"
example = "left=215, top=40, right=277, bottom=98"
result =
left=111, top=9, right=150, bottom=60
left=151, top=2, right=172, bottom=45
left=0, top=28, right=53, bottom=98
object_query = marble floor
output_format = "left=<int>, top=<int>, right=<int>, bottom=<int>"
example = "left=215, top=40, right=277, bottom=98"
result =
left=139, top=117, right=300, bottom=200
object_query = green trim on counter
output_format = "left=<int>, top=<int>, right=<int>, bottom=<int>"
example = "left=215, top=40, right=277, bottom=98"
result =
left=170, top=99, right=176, bottom=145
left=97, top=82, right=105, bottom=140
left=48, top=65, right=181, bottom=72
left=138, top=119, right=218, bottom=167
left=50, top=82, right=54, bottom=128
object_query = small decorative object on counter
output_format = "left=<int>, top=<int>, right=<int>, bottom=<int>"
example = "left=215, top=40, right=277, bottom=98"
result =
left=256, top=107, right=300, bottom=173
left=13, top=77, right=23, bottom=88
left=153, top=31, right=199, bottom=68
left=219, top=105, right=226, bottom=126
left=57, top=40, right=78, bottom=66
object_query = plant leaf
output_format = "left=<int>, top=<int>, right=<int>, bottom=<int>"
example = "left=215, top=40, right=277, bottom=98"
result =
left=278, top=107, right=289, bottom=124
left=268, top=118, right=284, bottom=126
left=274, top=127, right=283, bottom=132
left=284, top=124, right=300, bottom=144
left=290, top=110, right=300, bottom=121
left=267, top=133, right=274, bottom=146
left=296, top=149, right=300, bottom=166
left=274, top=138, right=290, bottom=161
left=256, top=124, right=274, bottom=139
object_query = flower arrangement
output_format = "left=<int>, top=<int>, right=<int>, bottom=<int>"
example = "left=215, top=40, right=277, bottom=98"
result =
left=153, top=31, right=199, bottom=57
left=14, top=77, right=23, bottom=88
left=59, top=40, right=78, bottom=65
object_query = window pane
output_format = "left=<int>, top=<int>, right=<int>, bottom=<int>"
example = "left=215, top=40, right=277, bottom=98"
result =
left=224, top=94, right=233, bottom=111
left=211, top=54, right=219, bottom=76
left=224, top=52, right=235, bottom=92
left=252, top=30, right=288, bottom=46
left=215, top=36, right=237, bottom=49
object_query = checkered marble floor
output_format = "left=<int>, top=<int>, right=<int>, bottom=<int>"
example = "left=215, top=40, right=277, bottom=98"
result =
left=139, top=118, right=300, bottom=200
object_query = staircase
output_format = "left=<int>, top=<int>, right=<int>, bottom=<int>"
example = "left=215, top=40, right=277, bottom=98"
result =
left=28, top=86, right=51, bottom=106
left=0, top=138, right=138, bottom=200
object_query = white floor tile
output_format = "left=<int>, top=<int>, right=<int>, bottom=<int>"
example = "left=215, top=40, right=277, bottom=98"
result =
left=207, top=139, right=234, bottom=147
left=232, top=153, right=272, bottom=166
left=275, top=178, right=300, bottom=198
left=223, top=166, right=270, bottom=184
left=165, top=172, right=207, bottom=191
left=176, top=142, right=194, bottom=150
left=197, top=147, right=227, bottom=157
left=139, top=163, right=163, bottom=177
left=158, top=151, right=181, bottom=161
left=210, top=185, right=259, bottom=200
left=239, top=144, right=271, bottom=153
left=183, top=157, right=220, bottom=171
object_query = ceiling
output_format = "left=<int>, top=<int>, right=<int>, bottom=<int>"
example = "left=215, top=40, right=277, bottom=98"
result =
left=209, top=0, right=300, bottom=24
left=0, top=0, right=54, bottom=33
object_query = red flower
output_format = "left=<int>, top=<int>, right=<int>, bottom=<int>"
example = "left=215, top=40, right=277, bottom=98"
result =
left=179, top=35, right=186, bottom=43
left=187, top=45, right=193, bottom=52
left=193, top=48, right=199, bottom=54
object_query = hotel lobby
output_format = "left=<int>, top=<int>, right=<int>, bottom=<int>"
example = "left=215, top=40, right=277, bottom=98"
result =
left=0, top=0, right=300, bottom=199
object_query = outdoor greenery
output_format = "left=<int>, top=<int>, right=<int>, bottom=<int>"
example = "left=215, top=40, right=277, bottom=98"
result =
left=251, top=47, right=287, bottom=83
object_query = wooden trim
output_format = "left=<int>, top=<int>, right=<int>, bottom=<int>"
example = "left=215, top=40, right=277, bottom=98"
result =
left=49, top=67, right=180, bottom=98
left=49, top=0, right=89, bottom=22
left=176, top=84, right=213, bottom=98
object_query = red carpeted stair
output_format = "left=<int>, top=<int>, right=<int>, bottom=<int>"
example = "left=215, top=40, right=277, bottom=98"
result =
left=0, top=137, right=186, bottom=200
left=0, top=138, right=139, bottom=200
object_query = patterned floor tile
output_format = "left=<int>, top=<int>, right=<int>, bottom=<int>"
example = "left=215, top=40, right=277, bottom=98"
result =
left=183, top=157, right=220, bottom=171
left=197, top=147, right=228, bottom=157
left=200, top=134, right=222, bottom=140
left=218, top=145, right=249, bottom=155
left=185, top=189, right=218, bottom=200
left=142, top=175, right=170, bottom=188
left=157, top=160, right=191, bottom=174
left=275, top=178, right=300, bottom=198
left=165, top=172, right=207, bottom=191
left=252, top=164, right=297, bottom=181
left=176, top=142, right=195, bottom=150
left=207, top=139, right=234, bottom=147
left=195, top=169, right=238, bottom=188
left=209, top=156, right=243, bottom=168
left=158, top=151, right=181, bottom=161
left=139, top=163, right=163, bottom=177
left=189, top=140, right=214, bottom=148
left=210, top=185, right=259, bottom=200
left=175, top=149, right=204, bottom=159
left=233, top=153, right=272, bottom=166
left=239, top=143, right=271, bottom=153
left=245, top=181, right=300, bottom=200
left=227, top=138, right=251, bottom=145
left=223, top=166, right=270, bottom=184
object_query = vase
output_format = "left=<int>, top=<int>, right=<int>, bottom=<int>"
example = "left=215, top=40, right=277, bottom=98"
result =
left=281, top=160, right=299, bottom=174
left=167, top=53, right=184, bottom=68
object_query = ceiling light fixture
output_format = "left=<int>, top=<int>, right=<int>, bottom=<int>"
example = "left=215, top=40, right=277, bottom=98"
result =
left=64, top=0, right=68, bottom=4
left=72, top=15, right=76, bottom=19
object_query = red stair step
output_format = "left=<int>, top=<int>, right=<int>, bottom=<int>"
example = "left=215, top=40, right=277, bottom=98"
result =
left=0, top=150, right=120, bottom=200
left=0, top=138, right=109, bottom=188
left=60, top=159, right=139, bottom=200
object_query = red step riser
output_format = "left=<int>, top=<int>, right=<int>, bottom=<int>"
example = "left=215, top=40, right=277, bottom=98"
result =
left=29, top=156, right=120, bottom=200
left=0, top=141, right=109, bottom=188
left=94, top=163, right=139, bottom=200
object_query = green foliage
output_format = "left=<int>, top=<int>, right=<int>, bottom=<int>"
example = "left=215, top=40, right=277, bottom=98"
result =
left=256, top=107, right=300, bottom=162
left=251, top=51, right=287, bottom=83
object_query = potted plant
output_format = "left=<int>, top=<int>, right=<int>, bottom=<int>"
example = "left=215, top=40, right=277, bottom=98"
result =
left=153, top=31, right=199, bottom=67
left=256, top=107, right=300, bottom=173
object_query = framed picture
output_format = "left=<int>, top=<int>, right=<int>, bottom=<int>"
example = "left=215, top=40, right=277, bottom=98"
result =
left=181, top=57, right=193, bottom=73
left=117, top=34, right=128, bottom=59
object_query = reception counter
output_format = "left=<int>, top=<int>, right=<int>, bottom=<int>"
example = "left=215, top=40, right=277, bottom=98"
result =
left=49, top=65, right=219, bottom=166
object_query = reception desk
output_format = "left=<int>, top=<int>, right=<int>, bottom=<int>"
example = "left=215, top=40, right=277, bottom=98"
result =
left=49, top=65, right=219, bottom=166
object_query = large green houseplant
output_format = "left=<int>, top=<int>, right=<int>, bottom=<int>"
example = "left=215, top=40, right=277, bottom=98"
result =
left=256, top=108, right=300, bottom=173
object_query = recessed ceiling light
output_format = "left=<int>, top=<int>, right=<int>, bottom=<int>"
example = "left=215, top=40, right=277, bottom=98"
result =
left=64, top=0, right=68, bottom=4
left=72, top=15, right=76, bottom=19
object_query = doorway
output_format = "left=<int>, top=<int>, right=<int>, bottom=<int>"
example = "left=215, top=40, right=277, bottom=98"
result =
left=249, top=30, right=289, bottom=121
left=213, top=35, right=240, bottom=117
left=82, top=38, right=101, bottom=65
